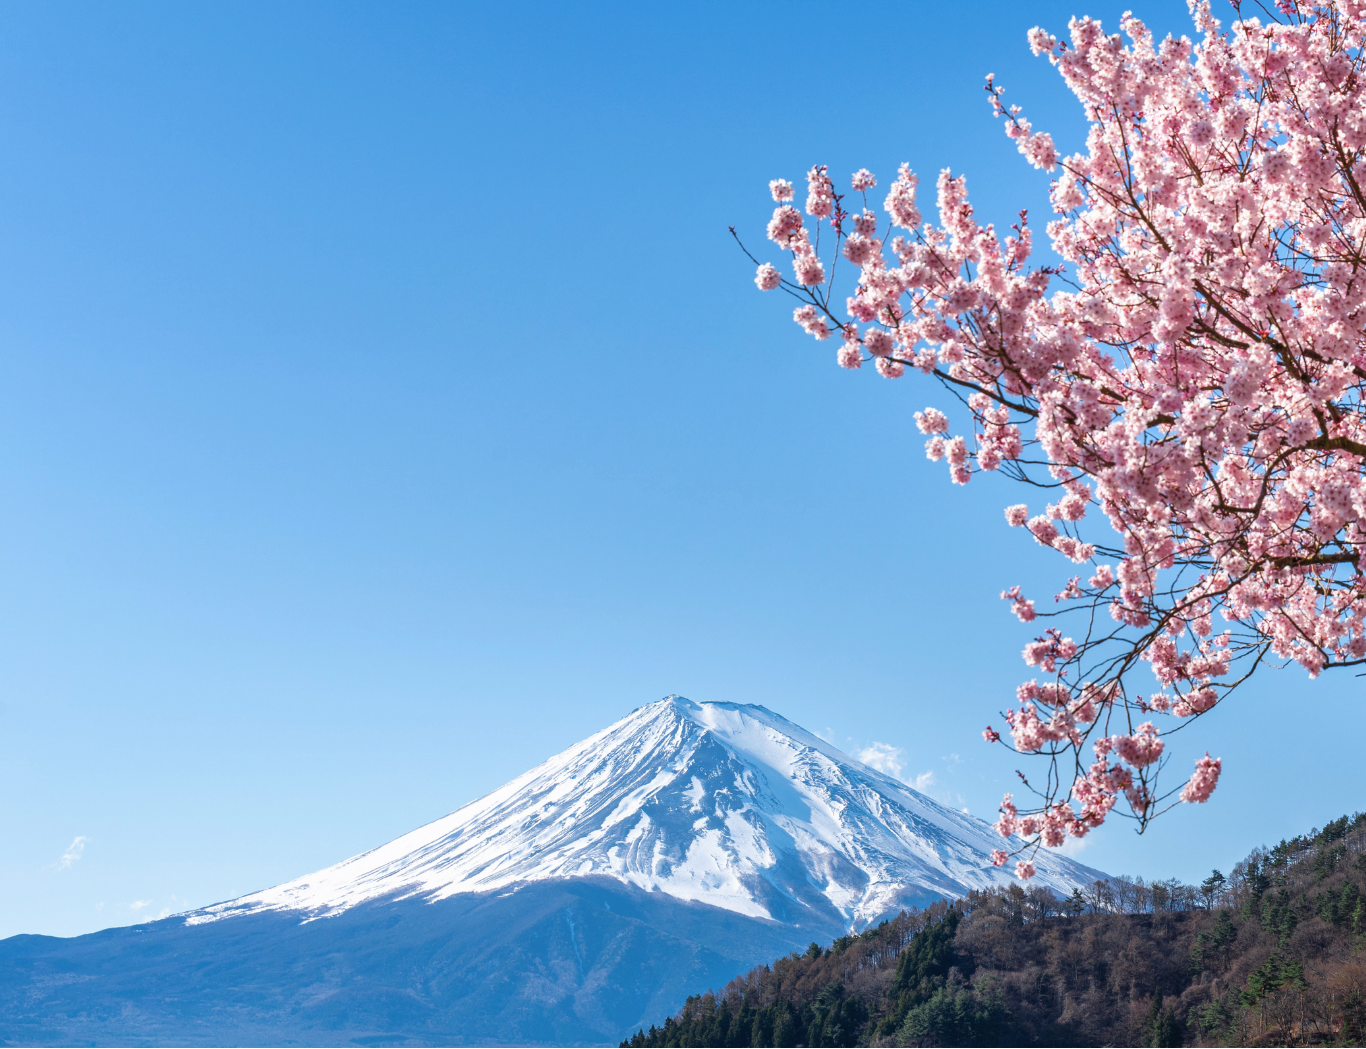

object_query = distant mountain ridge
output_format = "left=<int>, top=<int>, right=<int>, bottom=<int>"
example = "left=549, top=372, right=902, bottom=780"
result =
left=0, top=696, right=1107, bottom=1046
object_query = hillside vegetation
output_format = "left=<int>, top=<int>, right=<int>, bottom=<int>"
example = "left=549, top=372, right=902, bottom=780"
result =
left=622, top=814, right=1366, bottom=1047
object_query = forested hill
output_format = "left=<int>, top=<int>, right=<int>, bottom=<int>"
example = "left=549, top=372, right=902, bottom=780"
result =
left=622, top=813, right=1366, bottom=1047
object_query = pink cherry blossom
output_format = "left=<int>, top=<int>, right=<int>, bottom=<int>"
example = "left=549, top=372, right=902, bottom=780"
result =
left=883, top=164, right=920, bottom=230
left=805, top=165, right=834, bottom=219
left=864, top=328, right=893, bottom=357
left=995, top=793, right=1019, bottom=838
left=764, top=205, right=802, bottom=247
left=1180, top=754, right=1222, bottom=803
left=769, top=179, right=794, bottom=202
left=1026, top=516, right=1058, bottom=547
left=792, top=305, right=829, bottom=340
left=754, top=263, right=781, bottom=291
left=842, top=234, right=877, bottom=267
left=915, top=408, right=950, bottom=435
left=1041, top=808, right=1067, bottom=848
left=743, top=0, right=1366, bottom=858
left=1001, top=585, right=1037, bottom=622
left=792, top=253, right=824, bottom=287
left=1110, top=722, right=1165, bottom=768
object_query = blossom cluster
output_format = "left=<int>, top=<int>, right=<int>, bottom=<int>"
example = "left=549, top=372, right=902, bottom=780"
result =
left=746, top=0, right=1366, bottom=875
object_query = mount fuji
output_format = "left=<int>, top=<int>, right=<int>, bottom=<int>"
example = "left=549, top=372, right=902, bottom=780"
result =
left=0, top=697, right=1105, bottom=1047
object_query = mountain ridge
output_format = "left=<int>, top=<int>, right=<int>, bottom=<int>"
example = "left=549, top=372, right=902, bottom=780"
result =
left=188, top=695, right=1104, bottom=933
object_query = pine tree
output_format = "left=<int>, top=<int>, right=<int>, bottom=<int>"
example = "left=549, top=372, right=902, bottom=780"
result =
left=770, top=1002, right=796, bottom=1049
left=1200, top=869, right=1226, bottom=909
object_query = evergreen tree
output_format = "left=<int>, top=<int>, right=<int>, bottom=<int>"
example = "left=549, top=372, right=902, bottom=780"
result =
left=1199, top=869, right=1225, bottom=909
left=877, top=910, right=961, bottom=1038
left=770, top=1002, right=796, bottom=1049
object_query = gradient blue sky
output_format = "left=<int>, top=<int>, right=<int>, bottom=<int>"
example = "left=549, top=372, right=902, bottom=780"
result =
left=1, top=0, right=1360, bottom=939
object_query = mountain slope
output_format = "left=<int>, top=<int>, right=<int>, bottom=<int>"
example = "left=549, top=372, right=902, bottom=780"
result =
left=195, top=696, right=1102, bottom=933
left=0, top=879, right=813, bottom=1047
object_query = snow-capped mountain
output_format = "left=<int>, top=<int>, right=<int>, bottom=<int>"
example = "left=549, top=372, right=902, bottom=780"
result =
left=192, top=696, right=1102, bottom=931
left=0, top=697, right=1110, bottom=1047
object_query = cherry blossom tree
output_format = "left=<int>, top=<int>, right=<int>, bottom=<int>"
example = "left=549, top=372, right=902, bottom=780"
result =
left=741, top=0, right=1366, bottom=876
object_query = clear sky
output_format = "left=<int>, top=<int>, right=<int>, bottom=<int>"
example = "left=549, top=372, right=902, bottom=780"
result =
left=0, top=0, right=1360, bottom=939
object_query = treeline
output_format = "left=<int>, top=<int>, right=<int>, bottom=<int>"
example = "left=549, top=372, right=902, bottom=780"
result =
left=621, top=812, right=1366, bottom=1047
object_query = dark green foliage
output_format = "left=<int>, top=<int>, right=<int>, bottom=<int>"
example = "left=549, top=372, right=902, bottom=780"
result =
left=1195, top=992, right=1238, bottom=1038
left=1142, top=993, right=1181, bottom=1048
left=1236, top=953, right=1307, bottom=1016
left=897, top=982, right=1010, bottom=1047
left=1259, top=887, right=1298, bottom=941
left=1200, top=869, right=1226, bottom=909
left=1313, top=879, right=1360, bottom=925
left=804, top=984, right=866, bottom=1047
left=625, top=812, right=1366, bottom=1047
left=1064, top=888, right=1085, bottom=917
left=770, top=1001, right=798, bottom=1048
left=1242, top=956, right=1285, bottom=1006
left=894, top=911, right=961, bottom=997
left=875, top=911, right=962, bottom=1038
left=1191, top=907, right=1240, bottom=975
left=614, top=985, right=864, bottom=1048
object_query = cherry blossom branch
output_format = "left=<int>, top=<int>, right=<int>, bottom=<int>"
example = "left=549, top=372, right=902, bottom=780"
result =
left=742, top=0, right=1366, bottom=878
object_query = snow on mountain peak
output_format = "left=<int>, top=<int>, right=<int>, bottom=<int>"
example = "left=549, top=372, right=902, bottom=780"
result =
left=189, top=696, right=1104, bottom=931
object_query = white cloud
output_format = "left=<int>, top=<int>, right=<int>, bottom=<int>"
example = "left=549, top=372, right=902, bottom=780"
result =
left=857, top=742, right=904, bottom=781
left=1055, top=836, right=1089, bottom=859
left=857, top=744, right=968, bottom=810
left=55, top=836, right=87, bottom=870
left=907, top=766, right=968, bottom=809
left=127, top=896, right=183, bottom=920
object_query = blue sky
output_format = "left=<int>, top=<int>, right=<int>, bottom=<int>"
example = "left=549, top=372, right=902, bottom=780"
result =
left=0, top=0, right=1359, bottom=938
